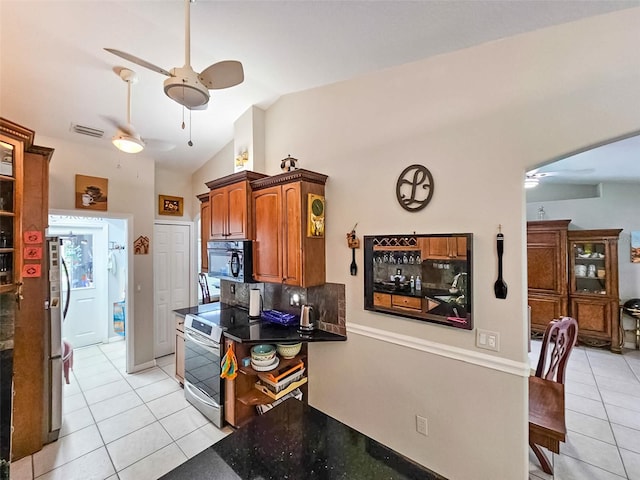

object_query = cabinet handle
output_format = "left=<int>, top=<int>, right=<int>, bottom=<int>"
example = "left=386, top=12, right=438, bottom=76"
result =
left=15, top=281, right=23, bottom=309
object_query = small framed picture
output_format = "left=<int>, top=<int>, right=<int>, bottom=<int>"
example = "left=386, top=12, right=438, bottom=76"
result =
left=158, top=195, right=183, bottom=216
left=632, top=231, right=640, bottom=263
left=76, top=174, right=108, bottom=211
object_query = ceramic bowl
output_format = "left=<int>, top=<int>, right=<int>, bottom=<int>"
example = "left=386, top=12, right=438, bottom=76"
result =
left=251, top=344, right=276, bottom=361
left=250, top=355, right=278, bottom=367
left=276, top=343, right=302, bottom=359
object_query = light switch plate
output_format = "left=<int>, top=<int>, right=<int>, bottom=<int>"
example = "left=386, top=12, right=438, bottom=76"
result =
left=416, top=415, right=428, bottom=436
left=476, top=329, right=500, bottom=352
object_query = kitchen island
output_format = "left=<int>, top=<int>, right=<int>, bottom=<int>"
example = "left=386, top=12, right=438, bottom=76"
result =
left=173, top=303, right=346, bottom=428
left=161, top=398, right=445, bottom=480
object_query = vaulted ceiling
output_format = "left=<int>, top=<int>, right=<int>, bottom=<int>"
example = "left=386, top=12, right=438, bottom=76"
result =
left=1, top=1, right=637, bottom=173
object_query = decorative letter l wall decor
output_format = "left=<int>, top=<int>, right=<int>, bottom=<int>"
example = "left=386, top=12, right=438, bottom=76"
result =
left=396, top=165, right=434, bottom=212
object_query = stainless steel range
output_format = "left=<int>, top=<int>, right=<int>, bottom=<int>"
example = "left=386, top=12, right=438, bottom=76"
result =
left=183, top=307, right=251, bottom=428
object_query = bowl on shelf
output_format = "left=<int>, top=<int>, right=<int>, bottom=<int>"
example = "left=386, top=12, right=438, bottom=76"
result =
left=276, top=343, right=302, bottom=359
left=251, top=344, right=276, bottom=361
left=251, top=356, right=280, bottom=372
left=250, top=355, right=279, bottom=367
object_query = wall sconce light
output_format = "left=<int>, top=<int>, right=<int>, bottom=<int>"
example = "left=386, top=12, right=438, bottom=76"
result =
left=235, top=151, right=249, bottom=168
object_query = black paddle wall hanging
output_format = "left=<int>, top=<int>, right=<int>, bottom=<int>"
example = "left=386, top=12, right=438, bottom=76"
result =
left=494, top=225, right=508, bottom=299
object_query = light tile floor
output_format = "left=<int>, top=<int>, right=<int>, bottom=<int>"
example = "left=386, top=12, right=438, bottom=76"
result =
left=9, top=340, right=232, bottom=480
left=9, top=339, right=640, bottom=479
left=529, top=340, right=640, bottom=480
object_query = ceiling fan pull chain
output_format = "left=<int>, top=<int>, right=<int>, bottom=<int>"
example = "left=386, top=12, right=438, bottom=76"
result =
left=188, top=109, right=193, bottom=147
left=181, top=88, right=186, bottom=129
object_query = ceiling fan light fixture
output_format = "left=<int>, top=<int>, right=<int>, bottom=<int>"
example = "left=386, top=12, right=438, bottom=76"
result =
left=524, top=177, right=539, bottom=189
left=112, top=133, right=144, bottom=154
left=164, top=68, right=209, bottom=109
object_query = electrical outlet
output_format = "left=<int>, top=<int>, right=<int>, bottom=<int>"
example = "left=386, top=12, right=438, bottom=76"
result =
left=416, top=415, right=428, bottom=436
left=290, top=293, right=300, bottom=306
left=230, top=283, right=235, bottom=295
left=476, top=329, right=500, bottom=352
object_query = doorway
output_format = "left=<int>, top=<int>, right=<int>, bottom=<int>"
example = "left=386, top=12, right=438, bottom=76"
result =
left=153, top=221, right=194, bottom=358
left=48, top=213, right=131, bottom=359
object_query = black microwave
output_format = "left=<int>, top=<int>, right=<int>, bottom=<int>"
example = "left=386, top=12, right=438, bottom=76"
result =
left=207, top=240, right=253, bottom=282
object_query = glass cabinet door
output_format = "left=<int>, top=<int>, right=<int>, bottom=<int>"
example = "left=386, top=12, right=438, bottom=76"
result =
left=0, top=140, right=15, bottom=292
left=571, top=241, right=607, bottom=295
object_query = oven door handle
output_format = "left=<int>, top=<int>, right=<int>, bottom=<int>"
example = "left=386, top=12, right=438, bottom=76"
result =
left=184, top=330, right=220, bottom=355
left=185, top=381, right=221, bottom=409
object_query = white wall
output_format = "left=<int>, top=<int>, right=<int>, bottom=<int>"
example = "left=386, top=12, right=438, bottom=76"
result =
left=44, top=135, right=156, bottom=366
left=190, top=140, right=235, bottom=216
left=256, top=10, right=639, bottom=480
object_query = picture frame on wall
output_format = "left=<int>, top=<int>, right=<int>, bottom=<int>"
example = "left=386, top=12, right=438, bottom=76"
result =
left=75, top=174, right=108, bottom=211
left=158, top=194, right=183, bottom=216
left=632, top=231, right=640, bottom=263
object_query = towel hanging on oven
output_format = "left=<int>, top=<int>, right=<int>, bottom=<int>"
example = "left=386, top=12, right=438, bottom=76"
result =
left=220, top=343, right=238, bottom=380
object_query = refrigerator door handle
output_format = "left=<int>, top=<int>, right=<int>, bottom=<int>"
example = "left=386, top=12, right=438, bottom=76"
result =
left=61, top=256, right=70, bottom=321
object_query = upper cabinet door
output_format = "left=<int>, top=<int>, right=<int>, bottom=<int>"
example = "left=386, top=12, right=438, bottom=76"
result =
left=281, top=182, right=302, bottom=285
left=226, top=182, right=248, bottom=239
left=209, top=188, right=228, bottom=239
left=253, top=186, right=282, bottom=283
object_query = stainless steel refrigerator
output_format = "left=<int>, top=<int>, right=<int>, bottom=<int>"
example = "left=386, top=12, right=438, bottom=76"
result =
left=43, top=237, right=70, bottom=443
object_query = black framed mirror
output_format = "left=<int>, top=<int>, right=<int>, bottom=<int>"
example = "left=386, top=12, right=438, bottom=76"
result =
left=364, top=233, right=473, bottom=329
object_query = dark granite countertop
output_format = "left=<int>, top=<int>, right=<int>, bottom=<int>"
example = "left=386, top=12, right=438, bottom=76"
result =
left=174, top=304, right=346, bottom=344
left=161, top=398, right=445, bottom=480
left=173, top=302, right=223, bottom=317
left=224, top=321, right=346, bottom=344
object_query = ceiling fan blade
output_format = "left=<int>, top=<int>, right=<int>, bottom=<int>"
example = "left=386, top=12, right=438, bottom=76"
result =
left=142, top=138, right=176, bottom=152
left=104, top=48, right=173, bottom=77
left=199, top=60, right=244, bottom=90
left=102, top=115, right=135, bottom=137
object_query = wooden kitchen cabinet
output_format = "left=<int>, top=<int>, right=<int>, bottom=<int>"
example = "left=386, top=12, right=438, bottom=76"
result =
left=197, top=193, right=209, bottom=272
left=391, top=294, right=422, bottom=311
left=373, top=292, right=421, bottom=312
left=419, top=236, right=467, bottom=260
left=373, top=292, right=392, bottom=308
left=175, top=315, right=185, bottom=384
left=0, top=118, right=54, bottom=460
left=224, top=338, right=308, bottom=428
left=527, top=220, right=570, bottom=335
left=251, top=170, right=328, bottom=287
left=205, top=171, right=266, bottom=240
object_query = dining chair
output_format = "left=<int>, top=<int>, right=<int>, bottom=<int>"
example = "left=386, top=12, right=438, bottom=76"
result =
left=534, top=316, right=578, bottom=384
left=198, top=272, right=212, bottom=304
left=530, top=316, right=578, bottom=473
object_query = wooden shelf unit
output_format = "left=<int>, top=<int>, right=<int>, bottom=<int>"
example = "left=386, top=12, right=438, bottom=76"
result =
left=224, top=339, right=308, bottom=427
left=527, top=220, right=622, bottom=353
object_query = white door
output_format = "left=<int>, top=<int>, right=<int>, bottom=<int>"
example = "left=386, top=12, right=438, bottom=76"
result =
left=49, top=226, right=108, bottom=348
left=154, top=223, right=191, bottom=357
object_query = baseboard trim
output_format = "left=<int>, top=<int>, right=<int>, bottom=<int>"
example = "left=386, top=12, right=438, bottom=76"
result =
left=129, top=360, right=156, bottom=373
left=347, top=322, right=530, bottom=377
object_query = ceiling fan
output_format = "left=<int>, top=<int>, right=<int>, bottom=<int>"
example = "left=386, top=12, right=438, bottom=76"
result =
left=525, top=168, right=595, bottom=188
left=104, top=0, right=244, bottom=111
left=106, top=68, right=175, bottom=154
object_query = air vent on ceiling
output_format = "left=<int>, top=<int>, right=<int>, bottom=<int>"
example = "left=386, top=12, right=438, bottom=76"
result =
left=70, top=123, right=104, bottom=138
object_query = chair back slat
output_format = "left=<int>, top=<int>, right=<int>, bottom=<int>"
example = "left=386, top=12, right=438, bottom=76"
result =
left=198, top=273, right=211, bottom=304
left=535, top=316, right=578, bottom=384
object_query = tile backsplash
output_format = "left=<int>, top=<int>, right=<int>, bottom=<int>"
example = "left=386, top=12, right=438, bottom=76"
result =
left=220, top=280, right=346, bottom=335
